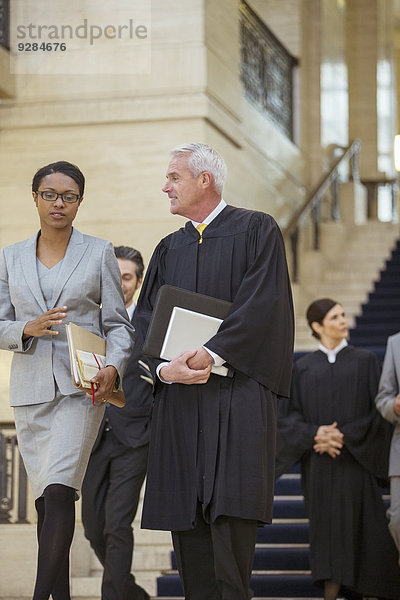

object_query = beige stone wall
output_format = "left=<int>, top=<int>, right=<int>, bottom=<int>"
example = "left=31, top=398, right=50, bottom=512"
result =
left=248, top=0, right=301, bottom=57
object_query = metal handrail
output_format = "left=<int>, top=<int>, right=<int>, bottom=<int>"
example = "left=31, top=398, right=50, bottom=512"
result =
left=283, top=139, right=361, bottom=282
left=0, top=427, right=28, bottom=523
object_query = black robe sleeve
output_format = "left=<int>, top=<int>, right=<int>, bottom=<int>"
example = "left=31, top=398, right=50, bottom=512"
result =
left=275, top=360, right=319, bottom=477
left=339, top=351, right=392, bottom=480
left=205, top=213, right=294, bottom=396
left=133, top=239, right=169, bottom=383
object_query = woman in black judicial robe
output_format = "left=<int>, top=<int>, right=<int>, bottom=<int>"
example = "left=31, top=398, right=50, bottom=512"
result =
left=276, top=298, right=400, bottom=600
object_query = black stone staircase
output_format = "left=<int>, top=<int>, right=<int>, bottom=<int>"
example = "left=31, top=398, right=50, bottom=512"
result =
left=349, top=237, right=400, bottom=360
left=156, top=466, right=323, bottom=599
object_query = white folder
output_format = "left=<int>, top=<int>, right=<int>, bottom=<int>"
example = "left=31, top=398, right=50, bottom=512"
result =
left=160, top=306, right=229, bottom=376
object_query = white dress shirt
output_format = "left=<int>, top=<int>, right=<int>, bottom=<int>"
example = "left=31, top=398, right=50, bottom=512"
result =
left=126, top=302, right=135, bottom=321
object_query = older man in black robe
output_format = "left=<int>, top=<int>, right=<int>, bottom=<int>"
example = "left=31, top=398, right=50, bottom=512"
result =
left=133, top=143, right=294, bottom=600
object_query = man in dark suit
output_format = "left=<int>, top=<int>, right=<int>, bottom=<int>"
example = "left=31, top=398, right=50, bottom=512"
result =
left=82, top=246, right=152, bottom=600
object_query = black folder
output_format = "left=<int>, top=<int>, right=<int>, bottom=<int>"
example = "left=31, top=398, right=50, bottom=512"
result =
left=142, top=285, right=232, bottom=360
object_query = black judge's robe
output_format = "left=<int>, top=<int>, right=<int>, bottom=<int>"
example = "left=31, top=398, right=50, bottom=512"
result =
left=133, top=205, right=294, bottom=531
left=276, top=346, right=400, bottom=599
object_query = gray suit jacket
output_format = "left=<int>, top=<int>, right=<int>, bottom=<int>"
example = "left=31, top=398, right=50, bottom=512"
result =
left=0, top=228, right=135, bottom=407
left=376, top=332, right=400, bottom=476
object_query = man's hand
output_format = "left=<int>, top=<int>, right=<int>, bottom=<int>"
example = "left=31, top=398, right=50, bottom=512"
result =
left=187, top=347, right=214, bottom=371
left=313, top=421, right=344, bottom=458
left=87, top=365, right=118, bottom=403
left=23, top=306, right=68, bottom=339
left=394, top=394, right=400, bottom=417
left=160, top=350, right=212, bottom=385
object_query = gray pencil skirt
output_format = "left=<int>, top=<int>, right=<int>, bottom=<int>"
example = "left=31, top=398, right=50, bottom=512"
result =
left=14, top=389, right=105, bottom=500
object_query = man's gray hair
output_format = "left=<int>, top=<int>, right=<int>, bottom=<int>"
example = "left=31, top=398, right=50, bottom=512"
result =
left=170, top=143, right=227, bottom=195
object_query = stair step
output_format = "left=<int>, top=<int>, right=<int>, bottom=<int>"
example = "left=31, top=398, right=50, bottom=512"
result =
left=257, top=522, right=309, bottom=544
left=274, top=476, right=302, bottom=496
left=349, top=335, right=391, bottom=346
left=380, top=265, right=400, bottom=274
left=273, top=499, right=307, bottom=520
left=374, top=280, right=400, bottom=290
left=251, top=573, right=323, bottom=598
left=169, top=546, right=311, bottom=572
left=349, top=328, right=394, bottom=339
left=157, top=573, right=323, bottom=598
left=369, top=289, right=400, bottom=299
left=254, top=548, right=311, bottom=571
left=385, top=258, right=400, bottom=267
left=356, top=310, right=400, bottom=328
left=357, top=308, right=400, bottom=318
left=350, top=320, right=400, bottom=331
left=365, top=295, right=400, bottom=306
left=349, top=344, right=386, bottom=361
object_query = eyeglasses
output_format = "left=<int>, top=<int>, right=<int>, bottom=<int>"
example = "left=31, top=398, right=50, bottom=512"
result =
left=37, top=190, right=81, bottom=203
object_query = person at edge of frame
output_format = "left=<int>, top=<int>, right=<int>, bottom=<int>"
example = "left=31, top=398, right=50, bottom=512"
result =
left=375, top=330, right=400, bottom=566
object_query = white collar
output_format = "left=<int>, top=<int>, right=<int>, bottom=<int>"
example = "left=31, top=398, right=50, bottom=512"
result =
left=319, top=338, right=348, bottom=363
left=191, top=199, right=227, bottom=227
left=126, top=302, right=135, bottom=321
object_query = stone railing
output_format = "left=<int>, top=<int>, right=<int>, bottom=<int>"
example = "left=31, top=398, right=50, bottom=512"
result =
left=284, top=140, right=362, bottom=282
left=0, top=425, right=29, bottom=523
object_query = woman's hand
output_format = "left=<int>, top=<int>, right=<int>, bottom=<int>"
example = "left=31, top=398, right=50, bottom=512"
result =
left=23, top=306, right=68, bottom=339
left=313, top=421, right=344, bottom=458
left=88, top=365, right=118, bottom=403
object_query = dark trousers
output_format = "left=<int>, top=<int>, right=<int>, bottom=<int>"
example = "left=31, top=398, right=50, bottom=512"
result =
left=172, top=503, right=258, bottom=600
left=81, top=430, right=149, bottom=600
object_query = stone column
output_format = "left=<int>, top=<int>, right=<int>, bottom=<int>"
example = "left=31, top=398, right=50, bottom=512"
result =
left=300, top=0, right=323, bottom=189
left=346, top=0, right=396, bottom=218
left=346, top=0, right=380, bottom=179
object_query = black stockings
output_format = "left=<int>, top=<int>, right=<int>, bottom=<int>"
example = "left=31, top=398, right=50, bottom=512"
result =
left=33, top=484, right=76, bottom=600
left=324, top=580, right=340, bottom=600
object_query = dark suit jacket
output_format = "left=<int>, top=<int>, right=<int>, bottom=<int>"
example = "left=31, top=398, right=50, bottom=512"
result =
left=92, top=319, right=153, bottom=452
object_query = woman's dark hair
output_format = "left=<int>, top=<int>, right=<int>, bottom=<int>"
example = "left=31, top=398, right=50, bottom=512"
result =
left=114, top=246, right=144, bottom=280
left=32, top=161, right=85, bottom=197
left=306, top=298, right=338, bottom=339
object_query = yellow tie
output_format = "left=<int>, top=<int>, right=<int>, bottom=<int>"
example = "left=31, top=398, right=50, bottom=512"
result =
left=196, top=223, right=208, bottom=244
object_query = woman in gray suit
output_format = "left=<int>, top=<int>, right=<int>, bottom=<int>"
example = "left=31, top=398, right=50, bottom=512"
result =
left=0, top=161, right=134, bottom=600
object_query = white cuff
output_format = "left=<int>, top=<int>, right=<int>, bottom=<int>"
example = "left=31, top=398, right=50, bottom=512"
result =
left=203, top=346, right=225, bottom=366
left=156, top=362, right=173, bottom=384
